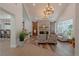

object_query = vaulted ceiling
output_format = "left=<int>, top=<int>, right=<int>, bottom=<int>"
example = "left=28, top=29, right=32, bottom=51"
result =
left=23, top=3, right=69, bottom=22
left=0, top=3, right=69, bottom=22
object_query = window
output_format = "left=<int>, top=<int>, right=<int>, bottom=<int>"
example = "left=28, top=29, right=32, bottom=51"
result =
left=57, top=19, right=73, bottom=39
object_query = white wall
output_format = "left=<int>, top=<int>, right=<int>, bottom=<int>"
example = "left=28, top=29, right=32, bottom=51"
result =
left=50, top=22, right=55, bottom=33
left=75, top=4, right=79, bottom=56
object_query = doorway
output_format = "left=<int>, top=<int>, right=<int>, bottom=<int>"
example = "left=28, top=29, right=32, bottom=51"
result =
left=32, top=22, right=38, bottom=36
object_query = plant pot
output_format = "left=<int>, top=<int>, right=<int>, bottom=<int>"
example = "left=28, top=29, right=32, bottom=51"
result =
left=19, top=41, right=24, bottom=47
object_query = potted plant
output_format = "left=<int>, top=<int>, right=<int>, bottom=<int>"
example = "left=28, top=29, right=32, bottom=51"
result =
left=19, top=31, right=26, bottom=47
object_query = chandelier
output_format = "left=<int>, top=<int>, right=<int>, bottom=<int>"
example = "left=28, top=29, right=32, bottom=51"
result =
left=43, top=3, right=54, bottom=17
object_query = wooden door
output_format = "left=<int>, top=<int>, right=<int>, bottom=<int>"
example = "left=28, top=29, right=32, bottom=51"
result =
left=32, top=22, right=38, bottom=36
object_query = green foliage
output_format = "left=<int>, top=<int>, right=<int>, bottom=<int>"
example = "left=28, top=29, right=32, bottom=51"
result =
left=19, top=32, right=26, bottom=41
left=67, top=24, right=73, bottom=39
